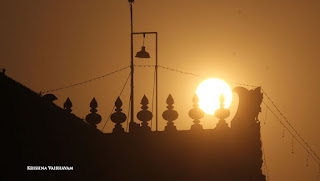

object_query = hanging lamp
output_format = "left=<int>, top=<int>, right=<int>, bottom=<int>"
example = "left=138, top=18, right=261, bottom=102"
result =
left=135, top=34, right=150, bottom=58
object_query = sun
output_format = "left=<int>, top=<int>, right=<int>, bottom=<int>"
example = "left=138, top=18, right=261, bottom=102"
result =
left=196, top=78, right=232, bottom=115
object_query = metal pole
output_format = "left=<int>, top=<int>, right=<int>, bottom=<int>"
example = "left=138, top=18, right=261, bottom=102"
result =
left=130, top=2, right=134, bottom=128
left=156, top=33, right=158, bottom=131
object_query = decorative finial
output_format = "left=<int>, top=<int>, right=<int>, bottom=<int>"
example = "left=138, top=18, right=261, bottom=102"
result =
left=162, top=94, right=178, bottom=132
left=64, top=97, right=72, bottom=113
left=214, top=94, right=230, bottom=129
left=189, top=94, right=205, bottom=131
left=137, top=95, right=152, bottom=133
left=85, top=98, right=102, bottom=128
left=111, top=97, right=127, bottom=134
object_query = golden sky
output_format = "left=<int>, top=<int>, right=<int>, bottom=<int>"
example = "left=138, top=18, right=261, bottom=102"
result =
left=1, top=0, right=320, bottom=180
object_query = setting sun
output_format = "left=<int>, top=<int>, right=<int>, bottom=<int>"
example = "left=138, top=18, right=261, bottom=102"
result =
left=196, top=78, right=232, bottom=115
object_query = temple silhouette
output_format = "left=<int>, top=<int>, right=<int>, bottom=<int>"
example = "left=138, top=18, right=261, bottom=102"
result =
left=1, top=70, right=265, bottom=180
left=1, top=1, right=267, bottom=180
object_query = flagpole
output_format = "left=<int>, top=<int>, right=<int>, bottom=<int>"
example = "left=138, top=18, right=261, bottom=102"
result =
left=129, top=0, right=135, bottom=132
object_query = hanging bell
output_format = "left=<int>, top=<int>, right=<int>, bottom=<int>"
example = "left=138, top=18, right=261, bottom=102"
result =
left=135, top=46, right=150, bottom=58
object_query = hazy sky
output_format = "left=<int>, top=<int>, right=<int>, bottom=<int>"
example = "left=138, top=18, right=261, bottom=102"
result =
left=1, top=0, right=320, bottom=180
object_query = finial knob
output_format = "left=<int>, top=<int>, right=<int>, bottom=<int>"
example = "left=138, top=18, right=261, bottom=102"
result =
left=189, top=94, right=205, bottom=131
left=111, top=97, right=127, bottom=134
left=214, top=94, right=230, bottom=128
left=137, top=95, right=152, bottom=133
left=86, top=98, right=102, bottom=128
left=64, top=97, right=72, bottom=113
left=162, top=94, right=178, bottom=132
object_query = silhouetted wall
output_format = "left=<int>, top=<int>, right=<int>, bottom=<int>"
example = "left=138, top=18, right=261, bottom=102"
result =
left=1, top=72, right=265, bottom=181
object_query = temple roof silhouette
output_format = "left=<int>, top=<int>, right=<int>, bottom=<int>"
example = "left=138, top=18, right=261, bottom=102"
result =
left=1, top=71, right=266, bottom=181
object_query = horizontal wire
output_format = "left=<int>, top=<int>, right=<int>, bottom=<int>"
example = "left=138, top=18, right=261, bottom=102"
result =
left=135, top=64, right=155, bottom=67
left=41, top=66, right=130, bottom=94
left=158, top=65, right=203, bottom=77
left=41, top=64, right=258, bottom=94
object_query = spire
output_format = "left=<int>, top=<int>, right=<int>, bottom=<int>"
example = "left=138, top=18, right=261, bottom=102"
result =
left=111, top=97, right=127, bottom=134
left=189, top=94, right=204, bottom=131
left=137, top=95, right=152, bottom=133
left=85, top=98, right=102, bottom=128
left=214, top=94, right=230, bottom=129
left=63, top=97, right=72, bottom=113
left=162, top=94, right=178, bottom=132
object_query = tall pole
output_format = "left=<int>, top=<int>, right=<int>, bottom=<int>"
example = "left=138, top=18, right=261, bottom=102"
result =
left=156, top=33, right=158, bottom=131
left=130, top=1, right=135, bottom=130
left=129, top=1, right=158, bottom=132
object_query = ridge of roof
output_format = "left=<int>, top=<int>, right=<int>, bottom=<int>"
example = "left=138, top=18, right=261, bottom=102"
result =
left=0, top=72, right=103, bottom=135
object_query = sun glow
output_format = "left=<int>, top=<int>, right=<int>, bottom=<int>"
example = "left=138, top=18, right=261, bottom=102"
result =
left=196, top=78, right=232, bottom=115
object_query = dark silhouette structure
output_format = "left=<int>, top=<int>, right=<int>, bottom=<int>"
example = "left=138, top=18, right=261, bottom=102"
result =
left=1, top=72, right=265, bottom=180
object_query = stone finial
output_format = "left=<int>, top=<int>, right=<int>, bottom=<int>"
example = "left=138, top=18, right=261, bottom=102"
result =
left=137, top=95, right=152, bottom=133
left=85, top=98, right=102, bottom=128
left=189, top=94, right=204, bottom=131
left=162, top=94, right=178, bottom=132
left=110, top=97, right=127, bottom=134
left=214, top=94, right=230, bottom=128
left=64, top=97, right=72, bottom=113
